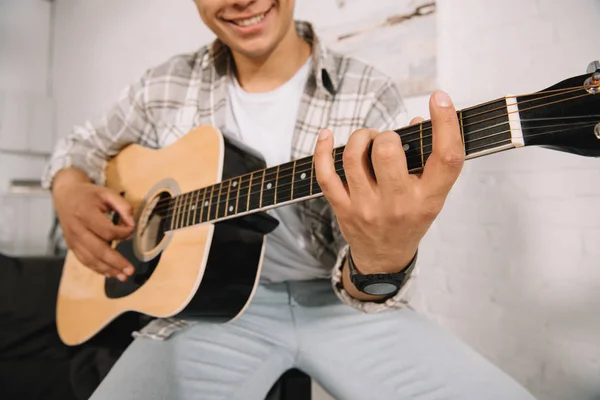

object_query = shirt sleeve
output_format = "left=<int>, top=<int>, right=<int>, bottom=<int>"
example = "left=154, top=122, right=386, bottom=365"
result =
left=41, top=69, right=158, bottom=190
left=330, top=76, right=419, bottom=313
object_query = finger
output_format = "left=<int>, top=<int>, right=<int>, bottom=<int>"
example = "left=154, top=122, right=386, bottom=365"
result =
left=98, top=189, right=135, bottom=227
left=409, top=116, right=424, bottom=125
left=86, top=210, right=134, bottom=242
left=313, top=129, right=351, bottom=210
left=370, top=130, right=409, bottom=195
left=81, top=229, right=135, bottom=277
left=420, top=90, right=465, bottom=199
left=342, top=128, right=378, bottom=198
left=73, top=244, right=123, bottom=278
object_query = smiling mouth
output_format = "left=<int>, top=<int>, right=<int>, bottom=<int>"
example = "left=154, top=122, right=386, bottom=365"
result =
left=222, top=5, right=273, bottom=27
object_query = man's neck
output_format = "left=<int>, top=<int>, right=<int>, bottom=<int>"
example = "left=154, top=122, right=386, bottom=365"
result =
left=231, top=24, right=312, bottom=93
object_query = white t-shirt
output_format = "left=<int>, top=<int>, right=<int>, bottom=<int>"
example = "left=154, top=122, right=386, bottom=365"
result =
left=224, top=57, right=327, bottom=283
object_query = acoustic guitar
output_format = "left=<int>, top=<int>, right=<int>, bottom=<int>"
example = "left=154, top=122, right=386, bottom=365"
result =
left=56, top=61, right=600, bottom=346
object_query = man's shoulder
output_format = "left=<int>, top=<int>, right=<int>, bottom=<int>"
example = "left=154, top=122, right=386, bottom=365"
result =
left=328, top=49, right=400, bottom=97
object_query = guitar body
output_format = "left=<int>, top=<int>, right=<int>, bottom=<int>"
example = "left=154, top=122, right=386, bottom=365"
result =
left=56, top=126, right=278, bottom=345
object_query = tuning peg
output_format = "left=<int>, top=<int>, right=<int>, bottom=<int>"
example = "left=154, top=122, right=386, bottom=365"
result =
left=586, top=61, right=600, bottom=73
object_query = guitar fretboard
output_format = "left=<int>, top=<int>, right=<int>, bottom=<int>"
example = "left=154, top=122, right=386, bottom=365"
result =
left=163, top=97, right=514, bottom=231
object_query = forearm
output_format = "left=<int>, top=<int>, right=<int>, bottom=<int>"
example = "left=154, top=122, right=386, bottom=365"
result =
left=51, top=167, right=92, bottom=193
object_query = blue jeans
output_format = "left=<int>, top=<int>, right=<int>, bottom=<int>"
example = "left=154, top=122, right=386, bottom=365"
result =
left=90, top=279, right=536, bottom=400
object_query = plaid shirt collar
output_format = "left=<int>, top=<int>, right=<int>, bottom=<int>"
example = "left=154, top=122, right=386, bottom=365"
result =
left=198, top=20, right=340, bottom=97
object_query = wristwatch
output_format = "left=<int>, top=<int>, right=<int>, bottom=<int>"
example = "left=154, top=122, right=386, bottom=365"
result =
left=347, top=248, right=418, bottom=296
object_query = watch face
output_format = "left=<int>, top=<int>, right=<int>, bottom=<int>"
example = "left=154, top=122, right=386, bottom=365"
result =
left=364, top=282, right=398, bottom=295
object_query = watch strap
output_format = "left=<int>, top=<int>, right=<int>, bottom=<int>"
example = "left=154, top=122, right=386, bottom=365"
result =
left=348, top=249, right=418, bottom=296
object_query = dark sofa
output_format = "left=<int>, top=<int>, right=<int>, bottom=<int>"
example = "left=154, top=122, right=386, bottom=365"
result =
left=0, top=253, right=311, bottom=400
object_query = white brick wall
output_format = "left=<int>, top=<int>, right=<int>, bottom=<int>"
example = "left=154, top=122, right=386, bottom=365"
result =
left=51, top=0, right=600, bottom=399
left=0, top=0, right=54, bottom=256
left=410, top=1, right=600, bottom=399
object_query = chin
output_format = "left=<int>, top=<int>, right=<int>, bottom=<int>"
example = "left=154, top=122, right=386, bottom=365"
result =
left=204, top=0, right=293, bottom=59
left=229, top=38, right=279, bottom=59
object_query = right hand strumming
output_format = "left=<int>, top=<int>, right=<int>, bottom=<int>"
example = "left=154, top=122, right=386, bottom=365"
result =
left=52, top=169, right=136, bottom=281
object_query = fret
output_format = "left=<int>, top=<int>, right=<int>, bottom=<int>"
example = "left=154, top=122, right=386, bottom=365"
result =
left=290, top=160, right=297, bottom=200
left=276, top=161, right=294, bottom=204
left=261, top=167, right=277, bottom=207
left=185, top=192, right=193, bottom=228
left=190, top=189, right=199, bottom=225
left=333, top=147, right=345, bottom=184
left=177, top=193, right=186, bottom=229
left=419, top=122, right=425, bottom=168
left=186, top=192, right=195, bottom=227
left=397, top=124, right=424, bottom=173
left=175, top=193, right=183, bottom=229
left=201, top=186, right=212, bottom=223
left=197, top=188, right=206, bottom=224
left=291, top=157, right=312, bottom=200
left=259, top=169, right=266, bottom=208
left=170, top=196, right=179, bottom=230
left=274, top=166, right=280, bottom=204
left=248, top=171, right=262, bottom=211
left=460, top=99, right=511, bottom=157
left=223, top=180, right=235, bottom=217
left=238, top=175, right=250, bottom=214
left=234, top=176, right=242, bottom=214
left=309, top=156, right=315, bottom=196
left=459, top=110, right=465, bottom=145
left=246, top=172, right=254, bottom=211
left=216, top=181, right=228, bottom=219
left=420, top=120, right=433, bottom=168
left=177, top=194, right=186, bottom=229
left=208, top=184, right=218, bottom=222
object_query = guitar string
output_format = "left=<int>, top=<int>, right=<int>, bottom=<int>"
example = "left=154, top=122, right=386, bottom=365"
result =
left=441, top=86, right=585, bottom=127
left=151, top=87, right=598, bottom=216
left=405, top=119, right=600, bottom=156
left=156, top=116, right=599, bottom=221
left=155, top=105, right=595, bottom=219
left=160, top=121, right=598, bottom=229
left=451, top=84, right=592, bottom=116
left=160, top=120, right=599, bottom=228
left=150, top=84, right=596, bottom=213
left=150, top=85, right=595, bottom=214
left=399, top=90, right=594, bottom=148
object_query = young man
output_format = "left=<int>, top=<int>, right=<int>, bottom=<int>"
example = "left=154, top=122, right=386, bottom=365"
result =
left=42, top=0, right=536, bottom=399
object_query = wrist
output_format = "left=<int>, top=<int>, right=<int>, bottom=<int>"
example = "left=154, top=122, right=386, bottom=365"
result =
left=344, top=247, right=418, bottom=297
left=52, top=168, right=91, bottom=194
left=349, top=248, right=417, bottom=275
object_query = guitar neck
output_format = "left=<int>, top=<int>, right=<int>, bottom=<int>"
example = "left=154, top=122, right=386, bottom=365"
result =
left=165, top=96, right=523, bottom=231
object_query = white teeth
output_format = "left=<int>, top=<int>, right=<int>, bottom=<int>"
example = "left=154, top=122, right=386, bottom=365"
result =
left=234, top=13, right=266, bottom=27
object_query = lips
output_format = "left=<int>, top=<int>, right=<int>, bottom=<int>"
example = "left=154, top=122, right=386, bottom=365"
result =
left=221, top=5, right=273, bottom=28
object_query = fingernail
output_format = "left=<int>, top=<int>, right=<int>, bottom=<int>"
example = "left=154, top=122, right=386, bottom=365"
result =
left=434, top=90, right=452, bottom=107
left=124, top=266, right=134, bottom=276
left=318, top=129, right=330, bottom=141
left=118, top=273, right=127, bottom=282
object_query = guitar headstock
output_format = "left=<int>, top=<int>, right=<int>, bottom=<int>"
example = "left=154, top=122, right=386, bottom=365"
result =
left=518, top=61, right=600, bottom=157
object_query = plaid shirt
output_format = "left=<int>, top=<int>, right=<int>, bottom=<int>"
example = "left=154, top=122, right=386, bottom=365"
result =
left=42, top=21, right=418, bottom=340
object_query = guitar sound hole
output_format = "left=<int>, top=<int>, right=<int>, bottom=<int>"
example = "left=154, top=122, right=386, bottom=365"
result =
left=136, top=191, right=171, bottom=257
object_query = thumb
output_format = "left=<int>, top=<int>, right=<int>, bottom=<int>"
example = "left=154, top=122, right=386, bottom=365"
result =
left=99, top=189, right=135, bottom=227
